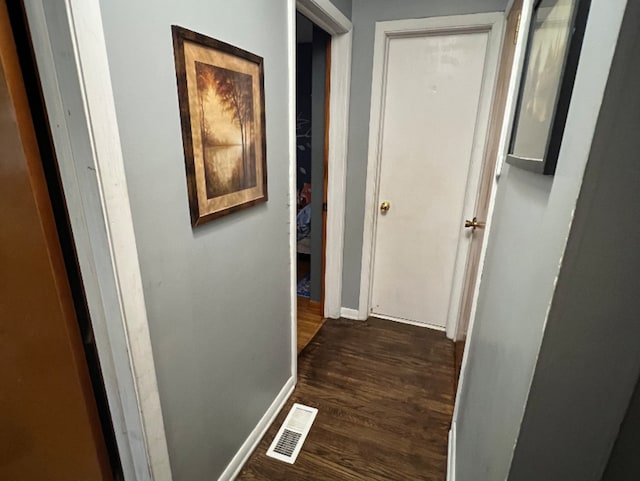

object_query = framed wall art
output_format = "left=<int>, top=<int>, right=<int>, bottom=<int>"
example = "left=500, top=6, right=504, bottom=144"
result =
left=172, top=26, right=267, bottom=226
left=506, top=0, right=591, bottom=175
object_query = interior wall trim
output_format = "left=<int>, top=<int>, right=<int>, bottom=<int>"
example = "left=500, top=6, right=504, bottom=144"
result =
left=23, top=1, right=172, bottom=480
left=340, top=307, right=362, bottom=320
left=218, top=376, right=296, bottom=480
left=296, top=0, right=351, bottom=34
left=288, top=0, right=299, bottom=382
left=447, top=422, right=457, bottom=481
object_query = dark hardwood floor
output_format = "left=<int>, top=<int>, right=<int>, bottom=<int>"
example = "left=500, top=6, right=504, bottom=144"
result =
left=237, top=317, right=455, bottom=481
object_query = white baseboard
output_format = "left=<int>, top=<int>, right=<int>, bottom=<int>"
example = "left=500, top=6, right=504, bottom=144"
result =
left=447, top=421, right=456, bottom=481
left=340, top=307, right=365, bottom=320
left=340, top=307, right=447, bottom=331
left=218, top=376, right=296, bottom=480
left=371, top=313, right=446, bottom=331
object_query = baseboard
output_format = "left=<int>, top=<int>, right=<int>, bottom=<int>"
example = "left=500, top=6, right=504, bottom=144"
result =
left=340, top=307, right=364, bottom=320
left=447, top=421, right=456, bottom=481
left=218, top=376, right=296, bottom=480
left=339, top=307, right=448, bottom=331
left=372, top=313, right=446, bottom=331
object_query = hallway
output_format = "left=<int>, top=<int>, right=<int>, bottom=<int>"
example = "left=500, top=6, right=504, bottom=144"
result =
left=238, top=318, right=455, bottom=480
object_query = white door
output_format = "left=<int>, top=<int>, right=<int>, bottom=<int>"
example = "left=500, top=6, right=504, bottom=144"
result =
left=366, top=15, right=503, bottom=329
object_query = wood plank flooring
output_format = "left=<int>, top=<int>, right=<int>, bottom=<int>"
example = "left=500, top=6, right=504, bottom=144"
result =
left=297, top=297, right=324, bottom=353
left=237, top=317, right=455, bottom=481
left=296, top=254, right=325, bottom=353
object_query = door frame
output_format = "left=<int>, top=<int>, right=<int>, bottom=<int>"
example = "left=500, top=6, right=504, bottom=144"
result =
left=453, top=0, right=525, bottom=344
left=451, top=0, right=533, bottom=427
left=296, top=0, right=352, bottom=319
left=356, top=13, right=505, bottom=336
left=23, top=1, right=172, bottom=480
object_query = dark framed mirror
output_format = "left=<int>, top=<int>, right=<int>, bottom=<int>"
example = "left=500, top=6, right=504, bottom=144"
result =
left=506, top=0, right=591, bottom=175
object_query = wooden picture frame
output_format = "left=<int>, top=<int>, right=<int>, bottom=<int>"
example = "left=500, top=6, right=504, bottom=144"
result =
left=506, top=0, right=590, bottom=175
left=172, top=26, right=268, bottom=226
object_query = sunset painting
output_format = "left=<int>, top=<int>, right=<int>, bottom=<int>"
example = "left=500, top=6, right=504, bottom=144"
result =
left=173, top=26, right=267, bottom=226
left=196, top=62, right=257, bottom=198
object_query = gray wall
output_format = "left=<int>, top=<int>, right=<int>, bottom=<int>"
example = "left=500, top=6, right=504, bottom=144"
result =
left=455, top=166, right=552, bottom=481
left=454, top=1, right=628, bottom=480
left=508, top=2, right=640, bottom=478
left=341, top=0, right=509, bottom=309
left=98, top=1, right=292, bottom=480
left=330, top=0, right=352, bottom=19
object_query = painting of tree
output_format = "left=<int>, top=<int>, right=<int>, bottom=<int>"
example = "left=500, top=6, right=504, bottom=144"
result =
left=196, top=62, right=256, bottom=198
left=173, top=26, right=267, bottom=226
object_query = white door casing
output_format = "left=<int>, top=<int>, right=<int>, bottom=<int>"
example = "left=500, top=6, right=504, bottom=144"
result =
left=359, top=13, right=505, bottom=334
left=296, top=0, right=353, bottom=319
left=22, top=1, right=172, bottom=480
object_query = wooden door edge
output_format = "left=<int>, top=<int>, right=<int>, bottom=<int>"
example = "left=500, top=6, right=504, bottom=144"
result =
left=455, top=1, right=523, bottom=341
left=320, top=34, right=331, bottom=319
left=0, top=2, right=112, bottom=477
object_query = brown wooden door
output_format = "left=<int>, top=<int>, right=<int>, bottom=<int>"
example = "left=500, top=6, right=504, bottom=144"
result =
left=320, top=37, right=330, bottom=316
left=0, top=2, right=112, bottom=479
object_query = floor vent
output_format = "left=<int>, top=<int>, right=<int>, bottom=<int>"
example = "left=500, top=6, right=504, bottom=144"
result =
left=266, top=403, right=318, bottom=464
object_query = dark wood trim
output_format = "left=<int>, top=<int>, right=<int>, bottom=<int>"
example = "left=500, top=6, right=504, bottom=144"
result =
left=320, top=38, right=331, bottom=317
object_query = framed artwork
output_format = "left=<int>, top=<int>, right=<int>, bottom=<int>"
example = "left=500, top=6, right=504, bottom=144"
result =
left=506, top=0, right=590, bottom=175
left=172, top=26, right=267, bottom=226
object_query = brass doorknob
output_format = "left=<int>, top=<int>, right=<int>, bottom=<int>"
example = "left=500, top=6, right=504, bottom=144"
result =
left=464, top=217, right=485, bottom=230
left=380, top=201, right=391, bottom=213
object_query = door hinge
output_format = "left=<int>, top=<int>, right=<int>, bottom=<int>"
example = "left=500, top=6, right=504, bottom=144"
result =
left=322, top=202, right=328, bottom=212
left=514, top=13, right=521, bottom=45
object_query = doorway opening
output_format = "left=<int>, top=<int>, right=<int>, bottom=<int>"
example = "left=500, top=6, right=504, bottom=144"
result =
left=295, top=12, right=330, bottom=353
